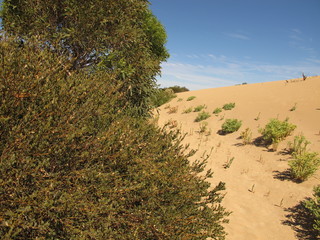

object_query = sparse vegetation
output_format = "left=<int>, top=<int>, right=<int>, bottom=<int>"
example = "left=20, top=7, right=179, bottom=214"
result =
left=213, top=107, right=222, bottom=115
left=254, top=112, right=261, bottom=121
left=259, top=118, right=296, bottom=150
left=167, top=106, right=178, bottom=114
left=187, top=96, right=196, bottom=101
left=287, top=134, right=311, bottom=156
left=304, top=185, right=320, bottom=235
left=224, top=157, right=235, bottom=169
left=194, top=104, right=206, bottom=112
left=240, top=128, right=252, bottom=145
left=290, top=103, right=297, bottom=111
left=195, top=111, right=211, bottom=122
left=221, top=119, right=242, bottom=134
left=222, top=102, right=236, bottom=110
left=289, top=152, right=320, bottom=181
left=177, top=98, right=183, bottom=102
left=183, top=107, right=193, bottom=114
left=199, top=122, right=208, bottom=133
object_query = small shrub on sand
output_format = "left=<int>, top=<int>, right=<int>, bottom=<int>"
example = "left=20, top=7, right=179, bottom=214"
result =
left=167, top=106, right=178, bottom=114
left=194, top=105, right=206, bottom=112
left=222, top=102, right=235, bottom=110
left=213, top=107, right=222, bottom=115
left=183, top=107, right=193, bottom=114
left=195, top=111, right=211, bottom=122
left=304, top=185, right=320, bottom=234
left=221, top=119, right=242, bottom=134
left=287, top=134, right=311, bottom=156
left=259, top=118, right=296, bottom=150
left=289, top=152, right=320, bottom=181
left=240, top=128, right=252, bottom=145
left=187, top=96, right=196, bottom=101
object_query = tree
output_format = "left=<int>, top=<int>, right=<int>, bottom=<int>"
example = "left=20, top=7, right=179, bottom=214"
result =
left=0, top=35, right=229, bottom=239
left=1, top=0, right=169, bottom=115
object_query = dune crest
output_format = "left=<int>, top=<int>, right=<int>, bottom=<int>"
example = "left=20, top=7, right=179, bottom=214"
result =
left=157, top=76, right=320, bottom=240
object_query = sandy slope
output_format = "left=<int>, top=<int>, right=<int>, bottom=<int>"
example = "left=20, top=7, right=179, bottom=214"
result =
left=156, top=76, right=320, bottom=240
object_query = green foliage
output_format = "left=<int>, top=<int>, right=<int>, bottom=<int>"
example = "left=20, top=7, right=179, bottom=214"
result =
left=213, top=107, right=222, bottom=115
left=187, top=96, right=196, bottom=101
left=1, top=0, right=169, bottom=116
left=194, top=104, right=206, bottom=112
left=287, top=134, right=311, bottom=157
left=289, top=152, right=320, bottom=181
left=150, top=88, right=176, bottom=107
left=164, top=85, right=189, bottom=93
left=304, top=186, right=320, bottom=234
left=0, top=35, right=229, bottom=239
left=222, top=103, right=235, bottom=110
left=221, top=119, right=242, bottom=134
left=195, top=111, right=211, bottom=122
left=183, top=107, right=193, bottom=114
left=259, top=118, right=296, bottom=146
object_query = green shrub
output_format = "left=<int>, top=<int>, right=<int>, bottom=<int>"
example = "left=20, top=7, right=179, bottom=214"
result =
left=221, top=119, right=242, bottom=134
left=304, top=185, right=320, bottom=234
left=195, top=111, right=211, bottom=122
left=150, top=88, right=176, bottom=107
left=194, top=104, right=206, bottom=112
left=287, top=134, right=311, bottom=157
left=259, top=118, right=296, bottom=147
left=187, top=96, right=196, bottom=101
left=289, top=152, right=320, bottom=181
left=0, top=35, right=229, bottom=239
left=222, top=102, right=235, bottom=110
left=183, top=107, right=193, bottom=114
left=213, top=107, right=222, bottom=115
left=165, top=85, right=189, bottom=93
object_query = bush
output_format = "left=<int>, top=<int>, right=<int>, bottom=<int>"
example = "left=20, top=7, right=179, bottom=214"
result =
left=165, top=85, right=189, bottom=93
left=304, top=185, right=320, bottom=235
left=194, top=104, right=206, bottom=112
left=183, top=107, right=193, bottom=114
left=0, top=36, right=229, bottom=239
left=287, top=134, right=311, bottom=157
left=150, top=88, right=176, bottom=107
left=240, top=128, right=252, bottom=145
left=221, top=119, right=242, bottom=134
left=213, top=107, right=222, bottom=115
left=259, top=118, right=296, bottom=147
left=187, top=96, right=196, bottom=101
left=289, top=152, right=320, bottom=181
left=222, top=103, right=235, bottom=110
left=195, top=111, right=211, bottom=122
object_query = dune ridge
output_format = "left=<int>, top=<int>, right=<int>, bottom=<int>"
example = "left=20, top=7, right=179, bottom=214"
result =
left=157, top=76, right=320, bottom=239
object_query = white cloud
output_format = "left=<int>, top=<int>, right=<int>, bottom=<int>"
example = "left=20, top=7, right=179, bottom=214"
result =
left=157, top=54, right=320, bottom=90
left=226, top=32, right=250, bottom=40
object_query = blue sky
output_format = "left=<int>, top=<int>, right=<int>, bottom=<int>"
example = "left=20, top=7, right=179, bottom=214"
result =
left=150, top=0, right=320, bottom=90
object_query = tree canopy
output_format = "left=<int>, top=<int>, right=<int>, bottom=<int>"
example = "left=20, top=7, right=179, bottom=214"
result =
left=0, top=1, right=229, bottom=239
left=1, top=0, right=169, bottom=115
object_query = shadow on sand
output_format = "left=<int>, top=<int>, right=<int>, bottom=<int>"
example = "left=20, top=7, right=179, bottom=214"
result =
left=283, top=201, right=319, bottom=240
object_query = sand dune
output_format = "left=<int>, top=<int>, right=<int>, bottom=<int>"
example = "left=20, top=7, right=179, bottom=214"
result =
left=156, top=76, right=320, bottom=239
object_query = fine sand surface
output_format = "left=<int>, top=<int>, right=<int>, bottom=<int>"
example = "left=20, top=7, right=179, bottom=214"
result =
left=156, top=76, right=320, bottom=240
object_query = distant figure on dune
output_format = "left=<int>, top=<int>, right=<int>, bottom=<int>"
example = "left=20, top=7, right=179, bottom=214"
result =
left=302, top=73, right=307, bottom=81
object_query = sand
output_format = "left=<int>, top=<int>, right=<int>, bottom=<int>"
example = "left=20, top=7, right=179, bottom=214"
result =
left=156, top=76, right=320, bottom=239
